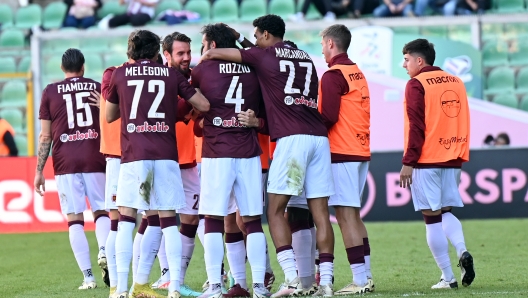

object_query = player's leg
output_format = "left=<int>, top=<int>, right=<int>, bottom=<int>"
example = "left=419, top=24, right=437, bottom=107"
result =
left=56, top=173, right=97, bottom=289
left=104, top=157, right=122, bottom=295
left=151, top=234, right=170, bottom=289
left=287, top=206, right=315, bottom=294
left=225, top=211, right=250, bottom=297
left=308, top=213, right=317, bottom=285
left=132, top=215, right=147, bottom=281
left=411, top=168, right=457, bottom=289
left=135, top=211, right=163, bottom=289
left=440, top=169, right=474, bottom=287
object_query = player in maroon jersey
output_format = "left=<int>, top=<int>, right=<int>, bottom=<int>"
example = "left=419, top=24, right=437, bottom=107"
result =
left=105, top=30, right=210, bottom=298
left=34, top=48, right=110, bottom=290
left=201, top=15, right=335, bottom=297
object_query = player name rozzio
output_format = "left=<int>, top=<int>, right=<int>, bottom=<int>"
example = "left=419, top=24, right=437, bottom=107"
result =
left=125, top=66, right=169, bottom=77
left=219, top=63, right=251, bottom=74
left=57, top=82, right=97, bottom=93
left=425, top=75, right=459, bottom=85
left=275, top=48, right=312, bottom=60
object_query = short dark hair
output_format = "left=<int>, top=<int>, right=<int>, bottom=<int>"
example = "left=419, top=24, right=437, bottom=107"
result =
left=201, top=23, right=237, bottom=49
left=320, top=24, right=351, bottom=52
left=253, top=14, right=285, bottom=39
left=162, top=32, right=192, bottom=54
left=496, top=133, right=510, bottom=145
left=283, top=40, right=298, bottom=49
left=402, top=38, right=436, bottom=65
left=62, top=48, right=85, bottom=73
left=127, top=30, right=161, bottom=61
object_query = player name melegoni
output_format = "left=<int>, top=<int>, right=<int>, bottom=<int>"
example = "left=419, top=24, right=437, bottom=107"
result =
left=57, top=82, right=97, bottom=93
left=125, top=66, right=169, bottom=77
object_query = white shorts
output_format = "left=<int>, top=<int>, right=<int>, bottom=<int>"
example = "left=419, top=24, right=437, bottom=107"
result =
left=199, top=157, right=262, bottom=216
left=55, top=172, right=106, bottom=215
left=411, top=168, right=464, bottom=212
left=287, top=190, right=308, bottom=209
left=105, top=158, right=120, bottom=210
left=268, top=135, right=334, bottom=199
left=261, top=172, right=268, bottom=206
left=228, top=189, right=237, bottom=214
left=116, top=160, right=186, bottom=211
left=176, top=166, right=201, bottom=215
left=328, top=162, right=369, bottom=207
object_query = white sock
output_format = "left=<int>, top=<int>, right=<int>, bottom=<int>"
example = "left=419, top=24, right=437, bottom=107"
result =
left=319, top=261, right=334, bottom=286
left=442, top=212, right=467, bottom=258
left=204, top=232, right=224, bottom=285
left=351, top=264, right=367, bottom=286
left=364, top=256, right=372, bottom=278
left=310, top=227, right=316, bottom=281
left=116, top=221, right=135, bottom=293
left=426, top=222, right=455, bottom=281
left=163, top=225, right=182, bottom=293
left=105, top=230, right=117, bottom=287
left=197, top=218, right=205, bottom=247
left=277, top=249, right=298, bottom=282
left=226, top=240, right=247, bottom=288
left=265, top=241, right=273, bottom=274
left=95, top=215, right=110, bottom=250
left=247, top=232, right=267, bottom=285
left=158, top=235, right=170, bottom=282
left=136, top=226, right=162, bottom=284
left=292, top=229, right=313, bottom=285
left=180, top=233, right=196, bottom=285
left=132, top=231, right=144, bottom=280
left=69, top=223, right=94, bottom=283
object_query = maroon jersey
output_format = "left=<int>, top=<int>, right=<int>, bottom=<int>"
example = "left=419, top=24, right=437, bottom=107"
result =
left=191, top=60, right=262, bottom=158
left=106, top=59, right=196, bottom=163
left=39, top=77, right=105, bottom=175
left=239, top=42, right=327, bottom=141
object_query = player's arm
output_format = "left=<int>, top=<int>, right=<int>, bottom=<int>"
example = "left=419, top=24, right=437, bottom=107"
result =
left=106, top=102, right=120, bottom=123
left=105, top=69, right=121, bottom=123
left=176, top=97, right=193, bottom=123
left=201, top=48, right=243, bottom=64
left=319, top=70, right=346, bottom=130
left=224, top=24, right=256, bottom=48
left=193, top=115, right=204, bottom=137
left=188, top=89, right=210, bottom=112
left=34, top=119, right=52, bottom=196
left=400, top=79, right=426, bottom=188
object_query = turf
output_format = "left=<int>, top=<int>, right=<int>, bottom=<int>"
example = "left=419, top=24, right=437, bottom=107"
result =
left=1, top=219, right=527, bottom=297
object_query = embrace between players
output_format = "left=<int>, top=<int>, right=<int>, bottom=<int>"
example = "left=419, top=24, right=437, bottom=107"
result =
left=34, top=13, right=475, bottom=298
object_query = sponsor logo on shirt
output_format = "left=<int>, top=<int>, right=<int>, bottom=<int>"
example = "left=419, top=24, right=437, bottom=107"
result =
left=59, top=129, right=99, bottom=142
left=211, top=117, right=245, bottom=128
left=283, top=95, right=317, bottom=109
left=126, top=121, right=170, bottom=133
left=439, top=136, right=467, bottom=150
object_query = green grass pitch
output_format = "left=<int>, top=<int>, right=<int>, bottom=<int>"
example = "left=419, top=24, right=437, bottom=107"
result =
left=1, top=219, right=527, bottom=297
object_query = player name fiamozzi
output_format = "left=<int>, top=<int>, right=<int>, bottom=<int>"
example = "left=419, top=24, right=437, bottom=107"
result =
left=57, top=82, right=97, bottom=93
left=275, top=48, right=312, bottom=60
left=125, top=66, right=170, bottom=77
left=219, top=63, right=251, bottom=74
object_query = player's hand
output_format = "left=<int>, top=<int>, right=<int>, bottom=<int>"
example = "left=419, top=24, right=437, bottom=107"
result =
left=34, top=172, right=46, bottom=197
left=199, top=118, right=204, bottom=128
left=222, top=23, right=240, bottom=40
left=88, top=90, right=101, bottom=109
left=238, top=109, right=259, bottom=127
left=399, top=165, right=413, bottom=188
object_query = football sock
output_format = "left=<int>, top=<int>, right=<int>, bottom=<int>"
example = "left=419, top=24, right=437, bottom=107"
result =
left=180, top=223, right=198, bottom=284
left=425, top=215, right=454, bottom=281
left=94, top=214, right=110, bottom=251
left=310, top=227, right=316, bottom=282
left=116, top=215, right=135, bottom=293
left=136, top=215, right=162, bottom=285
left=158, top=235, right=170, bottom=282
left=245, top=219, right=266, bottom=286
left=276, top=246, right=298, bottom=282
left=346, top=245, right=367, bottom=286
left=442, top=211, right=467, bottom=258
left=204, top=217, right=225, bottom=286
left=265, top=241, right=273, bottom=274
left=68, top=221, right=94, bottom=283
left=132, top=218, right=147, bottom=279
left=106, top=219, right=118, bottom=287
left=161, top=216, right=182, bottom=293
left=291, top=227, right=312, bottom=289
left=226, top=232, right=247, bottom=289
left=318, top=254, right=334, bottom=286
left=363, top=238, right=372, bottom=279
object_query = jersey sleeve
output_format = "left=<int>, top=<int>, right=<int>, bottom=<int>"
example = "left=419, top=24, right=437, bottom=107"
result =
left=106, top=69, right=120, bottom=104
left=101, top=66, right=116, bottom=99
left=38, top=85, right=51, bottom=120
left=191, top=64, right=201, bottom=89
left=239, top=47, right=264, bottom=68
left=173, top=69, right=197, bottom=101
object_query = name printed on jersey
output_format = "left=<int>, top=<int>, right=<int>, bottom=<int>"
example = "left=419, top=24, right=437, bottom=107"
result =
left=57, top=81, right=98, bottom=93
left=125, top=65, right=170, bottom=77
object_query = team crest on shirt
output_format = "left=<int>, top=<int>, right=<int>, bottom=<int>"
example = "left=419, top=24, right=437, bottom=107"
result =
left=284, top=96, right=294, bottom=105
left=213, top=117, right=222, bottom=126
left=127, top=123, right=136, bottom=133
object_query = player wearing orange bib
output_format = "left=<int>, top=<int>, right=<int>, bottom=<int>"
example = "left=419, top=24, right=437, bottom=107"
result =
left=400, top=39, right=474, bottom=290
left=0, top=117, right=17, bottom=156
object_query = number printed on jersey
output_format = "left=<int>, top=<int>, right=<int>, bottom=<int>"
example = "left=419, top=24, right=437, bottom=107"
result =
left=279, top=60, right=318, bottom=109
left=59, top=87, right=98, bottom=143
left=212, top=76, right=246, bottom=128
left=125, top=79, right=170, bottom=134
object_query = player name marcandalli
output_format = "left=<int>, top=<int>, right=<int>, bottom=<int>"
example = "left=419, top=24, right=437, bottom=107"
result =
left=275, top=48, right=311, bottom=60
left=219, top=63, right=251, bottom=74
left=57, top=82, right=97, bottom=93
left=125, top=66, right=169, bottom=77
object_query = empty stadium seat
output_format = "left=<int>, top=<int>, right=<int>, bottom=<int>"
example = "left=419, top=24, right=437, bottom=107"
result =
left=482, top=41, right=509, bottom=67
left=0, top=29, right=25, bottom=47
left=481, top=23, right=503, bottom=42
left=296, top=1, right=322, bottom=20
left=485, top=66, right=515, bottom=94
left=0, top=80, right=27, bottom=108
left=15, top=4, right=42, bottom=29
left=240, top=0, right=266, bottom=22
left=44, top=56, right=64, bottom=77
left=0, top=4, right=14, bottom=28
left=155, top=0, right=183, bottom=16
left=520, top=94, right=528, bottom=111
left=81, top=38, right=109, bottom=54
left=509, top=40, right=528, bottom=67
left=14, top=134, right=27, bottom=156
left=496, top=0, right=525, bottom=13
left=0, top=108, right=24, bottom=132
left=269, top=0, right=296, bottom=18
left=516, top=67, right=528, bottom=94
left=98, top=1, right=127, bottom=19
left=18, top=56, right=31, bottom=73
left=0, top=56, right=16, bottom=74
left=84, top=54, right=104, bottom=79
left=421, top=26, right=448, bottom=38
left=105, top=54, right=127, bottom=68
left=184, top=0, right=211, bottom=22
left=43, top=2, right=67, bottom=30
left=492, top=93, right=518, bottom=108
left=212, top=0, right=239, bottom=22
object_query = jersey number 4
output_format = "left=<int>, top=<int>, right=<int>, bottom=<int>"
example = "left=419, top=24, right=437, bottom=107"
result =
left=279, top=60, right=313, bottom=96
left=225, top=76, right=244, bottom=113
left=63, top=92, right=93, bottom=128
left=128, top=80, right=165, bottom=119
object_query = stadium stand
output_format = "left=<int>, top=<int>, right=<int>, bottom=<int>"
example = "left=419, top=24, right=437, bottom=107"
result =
left=184, top=0, right=211, bottom=22
left=14, top=4, right=42, bottom=30
left=0, top=4, right=14, bottom=28
left=0, top=108, right=24, bottom=133
left=211, top=0, right=239, bottom=23
left=42, top=2, right=67, bottom=30
left=493, top=93, right=519, bottom=108
left=0, top=29, right=25, bottom=47
left=485, top=66, right=515, bottom=95
left=240, top=0, right=267, bottom=22
left=0, top=80, right=27, bottom=109
left=269, top=0, right=296, bottom=18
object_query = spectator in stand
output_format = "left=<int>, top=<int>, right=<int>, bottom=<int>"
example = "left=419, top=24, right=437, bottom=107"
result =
left=63, top=0, right=102, bottom=29
left=330, top=0, right=378, bottom=18
left=289, top=0, right=336, bottom=22
left=108, top=0, right=159, bottom=28
left=0, top=117, right=18, bottom=157
left=373, top=0, right=414, bottom=17
left=494, top=133, right=510, bottom=146
left=456, top=0, right=489, bottom=15
left=414, top=0, right=458, bottom=16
